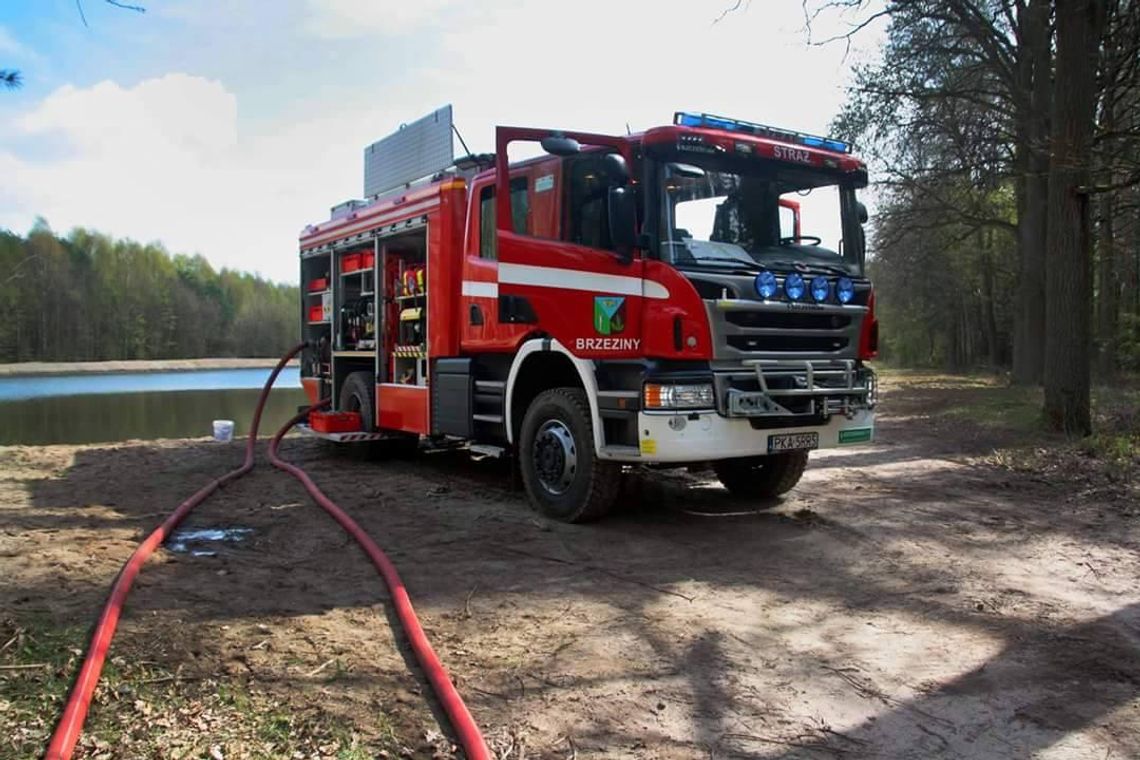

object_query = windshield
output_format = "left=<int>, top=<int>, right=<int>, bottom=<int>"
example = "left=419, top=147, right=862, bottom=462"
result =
left=657, top=157, right=864, bottom=274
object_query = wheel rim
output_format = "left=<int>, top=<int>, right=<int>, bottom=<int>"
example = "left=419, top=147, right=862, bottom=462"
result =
left=533, top=419, right=577, bottom=496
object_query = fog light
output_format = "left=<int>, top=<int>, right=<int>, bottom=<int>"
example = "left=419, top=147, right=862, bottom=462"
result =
left=810, top=276, right=830, bottom=302
left=755, top=270, right=778, bottom=299
left=644, top=382, right=715, bottom=409
left=785, top=273, right=805, bottom=300
left=836, top=277, right=855, bottom=304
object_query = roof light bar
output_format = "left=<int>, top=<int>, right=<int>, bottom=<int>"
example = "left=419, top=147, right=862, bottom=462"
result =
left=674, top=111, right=851, bottom=154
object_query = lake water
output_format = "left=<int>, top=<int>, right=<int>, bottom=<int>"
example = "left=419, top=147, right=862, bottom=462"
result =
left=0, top=367, right=307, bottom=445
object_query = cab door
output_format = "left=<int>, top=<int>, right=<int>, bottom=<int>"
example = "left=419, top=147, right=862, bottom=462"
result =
left=494, top=127, right=646, bottom=360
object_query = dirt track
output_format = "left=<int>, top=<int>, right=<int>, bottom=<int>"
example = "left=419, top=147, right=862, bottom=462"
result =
left=2, top=375, right=1139, bottom=758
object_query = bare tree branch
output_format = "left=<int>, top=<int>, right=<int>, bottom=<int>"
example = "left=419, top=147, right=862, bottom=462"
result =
left=1080, top=171, right=1140, bottom=195
left=104, top=0, right=146, bottom=12
left=75, top=0, right=146, bottom=28
left=713, top=0, right=750, bottom=25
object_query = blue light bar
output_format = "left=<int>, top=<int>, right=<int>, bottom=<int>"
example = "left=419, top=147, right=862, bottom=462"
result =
left=673, top=111, right=851, bottom=154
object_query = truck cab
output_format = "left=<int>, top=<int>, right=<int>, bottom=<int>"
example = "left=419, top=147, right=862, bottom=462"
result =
left=299, top=109, right=877, bottom=522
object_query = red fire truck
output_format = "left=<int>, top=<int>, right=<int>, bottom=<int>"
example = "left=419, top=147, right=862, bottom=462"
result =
left=298, top=108, right=878, bottom=522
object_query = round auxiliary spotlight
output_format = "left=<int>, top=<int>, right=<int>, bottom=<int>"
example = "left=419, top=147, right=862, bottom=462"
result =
left=784, top=272, right=805, bottom=301
left=836, top=277, right=855, bottom=304
left=755, top=270, right=778, bottom=299
left=810, top=276, right=830, bottom=303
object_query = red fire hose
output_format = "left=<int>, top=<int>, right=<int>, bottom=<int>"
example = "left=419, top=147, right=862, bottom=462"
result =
left=45, top=343, right=490, bottom=760
left=268, top=407, right=490, bottom=760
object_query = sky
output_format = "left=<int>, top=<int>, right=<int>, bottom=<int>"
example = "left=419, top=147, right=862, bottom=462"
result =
left=0, top=0, right=885, bottom=284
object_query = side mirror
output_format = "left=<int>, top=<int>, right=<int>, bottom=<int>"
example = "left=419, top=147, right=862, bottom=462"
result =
left=602, top=153, right=630, bottom=186
left=541, top=133, right=580, bottom=157
left=856, top=201, right=869, bottom=224
left=607, top=186, right=636, bottom=264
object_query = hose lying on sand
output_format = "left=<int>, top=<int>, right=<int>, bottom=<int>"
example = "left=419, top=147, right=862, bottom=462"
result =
left=46, top=343, right=490, bottom=760
left=268, top=404, right=490, bottom=759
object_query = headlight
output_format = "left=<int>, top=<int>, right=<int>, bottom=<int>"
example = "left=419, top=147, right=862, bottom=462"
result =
left=810, top=276, right=830, bottom=302
left=755, top=270, right=778, bottom=299
left=784, top=272, right=805, bottom=300
left=836, top=277, right=855, bottom=304
left=644, top=382, right=715, bottom=409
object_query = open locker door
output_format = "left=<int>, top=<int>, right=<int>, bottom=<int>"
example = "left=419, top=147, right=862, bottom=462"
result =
left=493, top=127, right=648, bottom=359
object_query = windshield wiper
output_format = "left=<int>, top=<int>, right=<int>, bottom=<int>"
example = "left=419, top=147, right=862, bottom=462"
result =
left=678, top=257, right=763, bottom=272
left=766, top=259, right=852, bottom=276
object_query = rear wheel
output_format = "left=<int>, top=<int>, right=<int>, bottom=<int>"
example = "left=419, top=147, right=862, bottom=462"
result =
left=519, top=388, right=618, bottom=523
left=713, top=451, right=809, bottom=499
left=339, top=371, right=376, bottom=431
left=337, top=371, right=418, bottom=459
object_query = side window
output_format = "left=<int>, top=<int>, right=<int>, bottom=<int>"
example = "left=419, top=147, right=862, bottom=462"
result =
left=566, top=155, right=613, bottom=251
left=478, top=179, right=529, bottom=259
left=778, top=204, right=797, bottom=239
left=510, top=178, right=529, bottom=235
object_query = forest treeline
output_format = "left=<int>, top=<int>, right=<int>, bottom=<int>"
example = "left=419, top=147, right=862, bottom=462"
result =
left=815, top=0, right=1140, bottom=434
left=0, top=222, right=298, bottom=363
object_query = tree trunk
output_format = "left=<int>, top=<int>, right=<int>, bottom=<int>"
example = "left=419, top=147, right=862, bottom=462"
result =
left=1043, top=0, right=1105, bottom=436
left=1096, top=192, right=1117, bottom=377
left=982, top=230, right=1001, bottom=368
left=1012, top=0, right=1052, bottom=385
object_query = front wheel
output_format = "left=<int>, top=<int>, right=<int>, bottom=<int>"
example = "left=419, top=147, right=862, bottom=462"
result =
left=519, top=388, right=619, bottom=523
left=713, top=451, right=809, bottom=499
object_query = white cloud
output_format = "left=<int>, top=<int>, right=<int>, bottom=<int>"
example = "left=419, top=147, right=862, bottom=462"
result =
left=0, top=26, right=38, bottom=61
left=0, top=74, right=310, bottom=282
left=18, top=75, right=237, bottom=155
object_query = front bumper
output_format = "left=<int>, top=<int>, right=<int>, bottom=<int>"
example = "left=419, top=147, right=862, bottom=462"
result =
left=632, top=407, right=875, bottom=463
left=717, top=359, right=876, bottom=419
left=603, top=360, right=876, bottom=464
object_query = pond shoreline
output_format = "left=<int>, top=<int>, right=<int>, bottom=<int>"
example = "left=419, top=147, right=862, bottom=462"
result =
left=0, top=357, right=300, bottom=378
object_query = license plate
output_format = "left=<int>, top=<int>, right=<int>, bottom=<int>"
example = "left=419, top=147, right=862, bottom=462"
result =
left=768, top=432, right=819, bottom=453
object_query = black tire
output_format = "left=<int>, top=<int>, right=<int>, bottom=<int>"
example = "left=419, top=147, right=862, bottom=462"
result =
left=713, top=451, right=809, bottom=499
left=339, top=371, right=376, bottom=432
left=337, top=371, right=420, bottom=459
left=519, top=388, right=619, bottom=523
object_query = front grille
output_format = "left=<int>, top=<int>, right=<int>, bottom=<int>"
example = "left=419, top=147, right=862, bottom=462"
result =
left=725, top=311, right=851, bottom=330
left=709, top=301, right=864, bottom=360
left=728, top=335, right=849, bottom=352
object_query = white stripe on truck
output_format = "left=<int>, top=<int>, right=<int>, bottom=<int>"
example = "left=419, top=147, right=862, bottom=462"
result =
left=461, top=280, right=499, bottom=298
left=497, top=263, right=669, bottom=300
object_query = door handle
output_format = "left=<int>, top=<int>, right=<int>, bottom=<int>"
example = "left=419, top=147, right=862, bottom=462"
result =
left=469, top=303, right=484, bottom=326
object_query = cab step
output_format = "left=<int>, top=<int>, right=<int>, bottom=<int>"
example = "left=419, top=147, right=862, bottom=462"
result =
left=470, top=443, right=506, bottom=459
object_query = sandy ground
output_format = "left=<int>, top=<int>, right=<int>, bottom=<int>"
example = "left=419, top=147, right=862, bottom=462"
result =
left=0, top=358, right=298, bottom=377
left=1, top=375, right=1138, bottom=759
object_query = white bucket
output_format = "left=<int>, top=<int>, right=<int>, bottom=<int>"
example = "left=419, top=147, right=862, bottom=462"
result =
left=212, top=419, right=235, bottom=443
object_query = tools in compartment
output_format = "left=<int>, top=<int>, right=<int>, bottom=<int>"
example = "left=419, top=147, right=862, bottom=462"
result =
left=397, top=265, right=426, bottom=297
left=340, top=249, right=375, bottom=274
left=307, top=334, right=331, bottom=379
left=301, top=253, right=333, bottom=398
left=334, top=247, right=376, bottom=350
left=340, top=296, right=376, bottom=350
left=384, top=252, right=427, bottom=386
left=399, top=306, right=423, bottom=345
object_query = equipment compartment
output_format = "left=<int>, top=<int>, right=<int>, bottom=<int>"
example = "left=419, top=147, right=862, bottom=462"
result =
left=381, top=230, right=429, bottom=387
